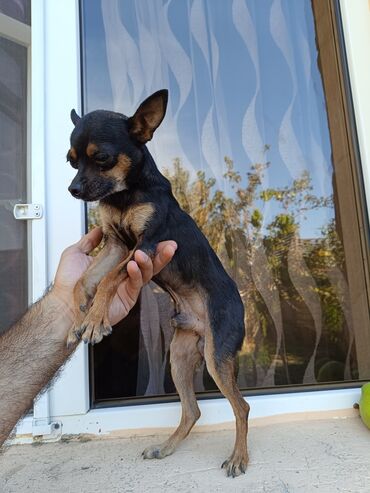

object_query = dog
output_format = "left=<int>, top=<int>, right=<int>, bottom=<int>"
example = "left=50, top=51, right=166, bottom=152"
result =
left=66, top=90, right=249, bottom=477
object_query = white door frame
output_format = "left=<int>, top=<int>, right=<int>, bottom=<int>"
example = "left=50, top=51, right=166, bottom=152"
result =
left=14, top=0, right=87, bottom=439
left=29, top=0, right=49, bottom=436
left=14, top=0, right=370, bottom=441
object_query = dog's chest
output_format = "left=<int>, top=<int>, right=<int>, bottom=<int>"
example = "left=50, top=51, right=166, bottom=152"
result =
left=99, top=202, right=155, bottom=241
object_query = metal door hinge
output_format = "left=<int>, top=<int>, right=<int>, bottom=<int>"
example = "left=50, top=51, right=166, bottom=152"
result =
left=13, top=203, right=43, bottom=220
left=32, top=418, right=62, bottom=441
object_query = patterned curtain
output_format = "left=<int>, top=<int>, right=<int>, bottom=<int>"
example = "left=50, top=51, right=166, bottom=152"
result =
left=85, top=0, right=362, bottom=396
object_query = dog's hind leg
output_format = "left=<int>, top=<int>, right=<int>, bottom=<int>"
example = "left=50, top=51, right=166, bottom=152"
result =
left=143, top=328, right=202, bottom=459
left=204, top=335, right=250, bottom=477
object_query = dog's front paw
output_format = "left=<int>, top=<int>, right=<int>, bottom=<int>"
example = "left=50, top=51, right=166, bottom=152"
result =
left=66, top=312, right=86, bottom=348
left=66, top=324, right=81, bottom=348
left=73, top=279, right=93, bottom=315
left=78, top=309, right=112, bottom=345
left=142, top=443, right=174, bottom=460
left=221, top=452, right=249, bottom=478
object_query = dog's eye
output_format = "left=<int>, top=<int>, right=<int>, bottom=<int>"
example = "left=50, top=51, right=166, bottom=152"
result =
left=67, top=150, right=79, bottom=169
left=95, top=153, right=110, bottom=164
left=67, top=157, right=78, bottom=169
left=69, top=160, right=78, bottom=170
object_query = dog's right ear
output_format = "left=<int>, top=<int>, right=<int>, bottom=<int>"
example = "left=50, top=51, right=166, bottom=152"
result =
left=70, top=109, right=81, bottom=126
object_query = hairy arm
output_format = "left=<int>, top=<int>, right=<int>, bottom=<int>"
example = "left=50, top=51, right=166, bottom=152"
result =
left=0, top=228, right=177, bottom=447
left=0, top=293, right=76, bottom=447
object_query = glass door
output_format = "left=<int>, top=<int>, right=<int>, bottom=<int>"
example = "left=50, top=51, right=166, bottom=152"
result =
left=0, top=1, right=50, bottom=436
left=79, top=0, right=370, bottom=405
left=0, top=1, right=31, bottom=333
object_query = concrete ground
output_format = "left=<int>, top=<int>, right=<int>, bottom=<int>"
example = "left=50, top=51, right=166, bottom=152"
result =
left=1, top=415, right=369, bottom=493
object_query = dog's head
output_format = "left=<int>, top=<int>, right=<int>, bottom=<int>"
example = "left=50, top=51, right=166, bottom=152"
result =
left=67, top=89, right=168, bottom=201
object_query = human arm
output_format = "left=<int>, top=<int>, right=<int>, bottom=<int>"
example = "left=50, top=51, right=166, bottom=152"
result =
left=0, top=228, right=176, bottom=447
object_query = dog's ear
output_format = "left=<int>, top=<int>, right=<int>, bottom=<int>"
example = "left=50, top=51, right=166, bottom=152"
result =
left=70, top=109, right=81, bottom=126
left=128, top=89, right=168, bottom=143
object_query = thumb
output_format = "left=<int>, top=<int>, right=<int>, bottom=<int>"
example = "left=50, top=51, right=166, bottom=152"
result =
left=75, top=227, right=103, bottom=254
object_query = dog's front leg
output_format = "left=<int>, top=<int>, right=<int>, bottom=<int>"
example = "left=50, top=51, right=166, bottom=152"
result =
left=67, top=238, right=128, bottom=347
left=76, top=246, right=139, bottom=345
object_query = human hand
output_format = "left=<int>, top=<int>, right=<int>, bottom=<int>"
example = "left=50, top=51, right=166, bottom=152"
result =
left=52, top=228, right=177, bottom=325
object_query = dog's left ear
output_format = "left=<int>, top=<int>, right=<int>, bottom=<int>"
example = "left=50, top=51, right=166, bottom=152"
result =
left=128, top=89, right=168, bottom=144
left=70, top=109, right=81, bottom=126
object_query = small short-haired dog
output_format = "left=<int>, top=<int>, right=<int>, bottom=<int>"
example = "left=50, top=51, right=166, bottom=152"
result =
left=66, top=90, right=249, bottom=477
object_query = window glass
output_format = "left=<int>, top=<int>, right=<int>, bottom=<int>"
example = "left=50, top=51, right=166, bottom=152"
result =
left=0, top=0, right=31, bottom=25
left=0, top=36, right=28, bottom=332
left=80, top=0, right=370, bottom=402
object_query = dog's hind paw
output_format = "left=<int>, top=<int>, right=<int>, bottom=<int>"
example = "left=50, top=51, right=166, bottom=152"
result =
left=221, top=453, right=249, bottom=478
left=142, top=443, right=174, bottom=460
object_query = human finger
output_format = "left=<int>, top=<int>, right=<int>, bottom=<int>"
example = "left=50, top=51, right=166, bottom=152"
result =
left=115, top=260, right=144, bottom=309
left=152, top=241, right=177, bottom=275
left=126, top=260, right=144, bottom=294
left=134, top=250, right=153, bottom=284
left=75, top=227, right=103, bottom=254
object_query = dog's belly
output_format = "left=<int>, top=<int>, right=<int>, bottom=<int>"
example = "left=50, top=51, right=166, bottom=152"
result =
left=153, top=267, right=209, bottom=338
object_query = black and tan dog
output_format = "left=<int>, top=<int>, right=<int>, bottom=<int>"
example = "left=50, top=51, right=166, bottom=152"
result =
left=66, top=90, right=249, bottom=477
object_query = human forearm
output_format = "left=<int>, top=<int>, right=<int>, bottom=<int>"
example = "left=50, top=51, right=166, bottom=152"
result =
left=0, top=291, right=75, bottom=447
left=0, top=231, right=177, bottom=448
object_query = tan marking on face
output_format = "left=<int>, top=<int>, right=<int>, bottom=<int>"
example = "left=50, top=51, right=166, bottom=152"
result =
left=69, top=147, right=77, bottom=161
left=101, top=154, right=131, bottom=193
left=86, top=142, right=98, bottom=157
left=106, top=153, right=131, bottom=179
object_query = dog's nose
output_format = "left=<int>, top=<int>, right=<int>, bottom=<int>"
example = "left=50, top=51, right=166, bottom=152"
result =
left=68, top=183, right=83, bottom=198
